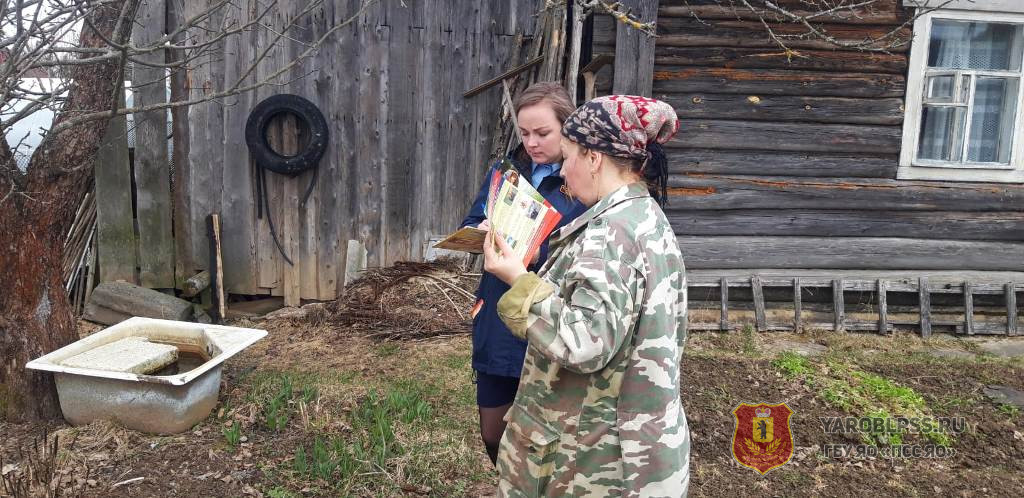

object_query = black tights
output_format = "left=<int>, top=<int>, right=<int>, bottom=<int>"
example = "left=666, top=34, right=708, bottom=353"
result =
left=478, top=403, right=512, bottom=466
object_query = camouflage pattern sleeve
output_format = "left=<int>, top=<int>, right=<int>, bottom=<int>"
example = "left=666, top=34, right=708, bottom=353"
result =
left=498, top=255, right=640, bottom=374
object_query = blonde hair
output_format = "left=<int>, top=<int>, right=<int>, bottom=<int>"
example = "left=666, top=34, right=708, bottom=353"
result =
left=514, top=82, right=574, bottom=124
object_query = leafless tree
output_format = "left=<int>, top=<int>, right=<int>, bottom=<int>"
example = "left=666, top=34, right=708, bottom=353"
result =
left=0, top=0, right=375, bottom=422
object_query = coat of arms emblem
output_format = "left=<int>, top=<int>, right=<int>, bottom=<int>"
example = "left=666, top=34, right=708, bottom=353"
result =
left=731, top=402, right=795, bottom=475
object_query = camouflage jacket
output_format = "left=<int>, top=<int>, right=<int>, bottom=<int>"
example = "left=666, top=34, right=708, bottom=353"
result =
left=495, top=182, right=690, bottom=497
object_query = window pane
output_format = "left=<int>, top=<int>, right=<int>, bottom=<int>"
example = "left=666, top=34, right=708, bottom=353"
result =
left=967, top=77, right=1018, bottom=163
left=926, top=74, right=955, bottom=101
left=928, top=20, right=1023, bottom=71
left=919, top=106, right=966, bottom=161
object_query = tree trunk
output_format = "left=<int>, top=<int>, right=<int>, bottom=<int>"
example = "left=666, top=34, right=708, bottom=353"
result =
left=0, top=1, right=139, bottom=422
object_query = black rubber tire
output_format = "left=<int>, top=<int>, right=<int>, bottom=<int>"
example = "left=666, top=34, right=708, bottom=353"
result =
left=244, top=94, right=329, bottom=176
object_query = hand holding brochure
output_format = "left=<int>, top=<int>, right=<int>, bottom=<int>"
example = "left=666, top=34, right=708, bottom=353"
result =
left=434, top=159, right=563, bottom=266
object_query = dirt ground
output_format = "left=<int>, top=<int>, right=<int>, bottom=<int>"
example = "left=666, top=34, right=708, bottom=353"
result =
left=3, top=314, right=1023, bottom=497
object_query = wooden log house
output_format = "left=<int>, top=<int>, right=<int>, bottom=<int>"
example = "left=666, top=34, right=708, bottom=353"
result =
left=594, top=0, right=1023, bottom=334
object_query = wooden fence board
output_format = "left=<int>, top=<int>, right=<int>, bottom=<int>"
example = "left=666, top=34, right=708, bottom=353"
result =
left=95, top=89, right=136, bottom=284
left=613, top=0, right=658, bottom=96
left=219, top=2, right=259, bottom=295
left=132, top=0, right=174, bottom=288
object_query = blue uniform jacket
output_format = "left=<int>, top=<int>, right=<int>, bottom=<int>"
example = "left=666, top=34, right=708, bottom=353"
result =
left=461, top=150, right=586, bottom=379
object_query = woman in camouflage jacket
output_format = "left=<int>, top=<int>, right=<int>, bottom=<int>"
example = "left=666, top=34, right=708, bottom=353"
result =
left=483, top=95, right=690, bottom=497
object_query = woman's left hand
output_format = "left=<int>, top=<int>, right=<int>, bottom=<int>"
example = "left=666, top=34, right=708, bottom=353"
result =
left=483, top=229, right=527, bottom=285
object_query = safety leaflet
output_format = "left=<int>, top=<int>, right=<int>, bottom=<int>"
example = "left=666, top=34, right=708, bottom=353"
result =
left=434, top=159, right=562, bottom=266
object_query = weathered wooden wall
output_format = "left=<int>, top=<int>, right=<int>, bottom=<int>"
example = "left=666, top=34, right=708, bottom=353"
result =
left=176, top=0, right=543, bottom=299
left=595, top=0, right=1024, bottom=272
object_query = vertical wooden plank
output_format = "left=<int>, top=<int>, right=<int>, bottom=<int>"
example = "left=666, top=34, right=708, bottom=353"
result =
left=219, top=0, right=259, bottom=295
left=751, top=275, right=766, bottom=332
left=187, top=2, right=226, bottom=273
left=919, top=276, right=932, bottom=338
left=95, top=88, right=137, bottom=284
left=280, top=3, right=321, bottom=301
left=310, top=0, right=335, bottom=298
left=442, top=4, right=466, bottom=249
left=964, top=281, right=974, bottom=336
left=877, top=279, right=888, bottom=335
left=335, top=0, right=361, bottom=293
left=254, top=9, right=286, bottom=295
left=383, top=0, right=415, bottom=266
left=409, top=0, right=435, bottom=263
left=132, top=0, right=173, bottom=288
left=719, top=277, right=729, bottom=331
left=612, top=0, right=658, bottom=96
left=793, top=278, right=802, bottom=333
left=833, top=279, right=845, bottom=332
left=353, top=4, right=387, bottom=267
left=1007, top=283, right=1018, bottom=336
left=167, top=0, right=192, bottom=289
left=282, top=114, right=302, bottom=307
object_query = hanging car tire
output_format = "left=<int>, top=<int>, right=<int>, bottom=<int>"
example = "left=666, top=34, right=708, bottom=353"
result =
left=244, top=94, right=329, bottom=177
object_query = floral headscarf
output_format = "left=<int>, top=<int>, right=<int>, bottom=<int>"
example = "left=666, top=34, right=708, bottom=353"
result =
left=561, top=95, right=679, bottom=205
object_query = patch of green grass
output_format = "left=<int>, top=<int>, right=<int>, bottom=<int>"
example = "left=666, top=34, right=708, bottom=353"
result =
left=375, top=342, right=400, bottom=357
left=930, top=394, right=976, bottom=411
left=222, top=420, right=242, bottom=448
left=243, top=372, right=320, bottom=433
left=265, top=487, right=298, bottom=498
left=292, top=436, right=363, bottom=482
left=784, top=355, right=957, bottom=449
left=741, top=325, right=757, bottom=357
left=997, top=403, right=1021, bottom=418
left=442, top=352, right=472, bottom=370
left=860, top=409, right=902, bottom=446
left=773, top=351, right=812, bottom=378
left=852, top=371, right=925, bottom=410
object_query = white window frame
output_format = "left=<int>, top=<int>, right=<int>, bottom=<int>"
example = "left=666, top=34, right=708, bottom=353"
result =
left=899, top=8, right=1024, bottom=182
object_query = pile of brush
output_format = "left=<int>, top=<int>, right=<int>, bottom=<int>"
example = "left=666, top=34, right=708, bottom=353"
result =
left=323, top=259, right=480, bottom=340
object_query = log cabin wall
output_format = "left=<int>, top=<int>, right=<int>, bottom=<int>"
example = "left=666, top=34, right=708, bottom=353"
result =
left=593, top=0, right=1024, bottom=274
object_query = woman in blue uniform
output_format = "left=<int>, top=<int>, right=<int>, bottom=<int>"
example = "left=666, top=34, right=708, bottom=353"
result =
left=460, top=82, right=585, bottom=465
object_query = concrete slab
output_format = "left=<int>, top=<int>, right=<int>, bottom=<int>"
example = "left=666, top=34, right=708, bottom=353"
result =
left=88, top=281, right=193, bottom=322
left=927, top=349, right=977, bottom=361
left=61, top=337, right=177, bottom=374
left=976, top=340, right=1024, bottom=358
left=983, top=385, right=1024, bottom=409
left=766, top=340, right=827, bottom=357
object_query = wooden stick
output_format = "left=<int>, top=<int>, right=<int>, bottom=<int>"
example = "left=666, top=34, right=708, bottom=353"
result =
left=964, top=281, right=974, bottom=336
left=463, top=56, right=544, bottom=98
left=1007, top=282, right=1018, bottom=336
left=919, top=276, right=931, bottom=338
left=207, top=214, right=226, bottom=323
left=719, top=277, right=729, bottom=331
left=833, top=279, right=845, bottom=332
left=877, top=279, right=888, bottom=335
left=793, top=277, right=801, bottom=333
left=751, top=275, right=766, bottom=332
left=565, top=2, right=586, bottom=105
